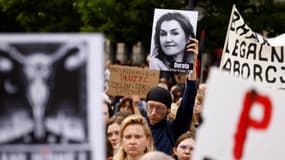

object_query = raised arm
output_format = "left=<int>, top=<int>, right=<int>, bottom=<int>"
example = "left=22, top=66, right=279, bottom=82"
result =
left=171, top=37, right=199, bottom=140
left=186, top=37, right=199, bottom=80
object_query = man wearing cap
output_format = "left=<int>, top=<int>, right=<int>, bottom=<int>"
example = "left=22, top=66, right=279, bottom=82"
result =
left=145, top=38, right=198, bottom=155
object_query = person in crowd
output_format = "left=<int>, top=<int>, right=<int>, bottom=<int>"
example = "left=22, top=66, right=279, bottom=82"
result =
left=117, top=96, right=141, bottom=115
left=113, top=110, right=133, bottom=120
left=172, top=132, right=195, bottom=160
left=131, top=95, right=147, bottom=118
left=106, top=116, right=125, bottom=154
left=104, top=100, right=114, bottom=122
left=146, top=38, right=198, bottom=155
left=157, top=80, right=169, bottom=90
left=167, top=85, right=183, bottom=120
left=167, top=97, right=182, bottom=120
left=106, top=110, right=133, bottom=156
left=104, top=59, right=111, bottom=92
left=113, top=114, right=154, bottom=160
left=190, top=83, right=207, bottom=133
left=170, top=84, right=183, bottom=103
left=140, top=151, right=174, bottom=160
left=150, top=12, right=196, bottom=72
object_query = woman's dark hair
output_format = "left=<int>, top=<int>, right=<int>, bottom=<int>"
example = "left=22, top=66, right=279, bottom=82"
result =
left=154, top=12, right=195, bottom=68
left=106, top=139, right=113, bottom=159
left=117, top=96, right=134, bottom=113
left=105, top=100, right=114, bottom=118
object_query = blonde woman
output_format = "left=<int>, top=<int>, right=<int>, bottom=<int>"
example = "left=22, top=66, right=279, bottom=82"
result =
left=113, top=115, right=154, bottom=160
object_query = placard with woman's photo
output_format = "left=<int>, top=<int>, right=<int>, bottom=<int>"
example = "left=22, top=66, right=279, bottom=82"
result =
left=149, top=8, right=198, bottom=73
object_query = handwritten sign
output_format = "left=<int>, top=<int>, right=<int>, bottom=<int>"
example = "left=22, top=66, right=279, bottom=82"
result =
left=107, top=65, right=160, bottom=98
left=193, top=68, right=285, bottom=160
left=220, top=5, right=285, bottom=89
left=220, top=33, right=285, bottom=89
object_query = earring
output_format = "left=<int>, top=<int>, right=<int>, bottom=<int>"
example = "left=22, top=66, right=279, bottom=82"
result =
left=144, top=146, right=148, bottom=153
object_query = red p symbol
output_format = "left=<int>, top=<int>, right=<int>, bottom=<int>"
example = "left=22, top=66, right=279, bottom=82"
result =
left=233, top=89, right=272, bottom=160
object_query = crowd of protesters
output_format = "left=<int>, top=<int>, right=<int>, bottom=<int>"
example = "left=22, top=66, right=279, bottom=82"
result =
left=103, top=36, right=209, bottom=160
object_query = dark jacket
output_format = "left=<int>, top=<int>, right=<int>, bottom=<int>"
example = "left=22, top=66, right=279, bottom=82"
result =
left=148, top=79, right=197, bottom=155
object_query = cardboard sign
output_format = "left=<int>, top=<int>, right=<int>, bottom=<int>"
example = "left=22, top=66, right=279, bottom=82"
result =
left=107, top=65, right=160, bottom=98
left=0, top=34, right=105, bottom=160
left=193, top=68, right=285, bottom=160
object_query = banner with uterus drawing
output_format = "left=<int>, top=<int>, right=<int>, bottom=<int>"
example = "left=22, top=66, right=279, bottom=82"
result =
left=0, top=34, right=105, bottom=160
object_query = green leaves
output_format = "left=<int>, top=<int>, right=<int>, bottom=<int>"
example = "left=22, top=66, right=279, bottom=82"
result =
left=0, top=0, right=81, bottom=32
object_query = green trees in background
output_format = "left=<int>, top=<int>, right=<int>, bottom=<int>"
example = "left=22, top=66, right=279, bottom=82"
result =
left=76, top=0, right=188, bottom=59
left=0, top=0, right=81, bottom=32
left=197, top=0, right=285, bottom=52
left=0, top=0, right=284, bottom=61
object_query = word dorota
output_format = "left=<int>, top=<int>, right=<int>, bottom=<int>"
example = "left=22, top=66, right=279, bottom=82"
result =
left=173, top=62, right=192, bottom=70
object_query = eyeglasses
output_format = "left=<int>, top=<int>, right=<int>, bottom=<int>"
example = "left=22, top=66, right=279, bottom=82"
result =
left=147, top=105, right=166, bottom=113
left=179, top=144, right=194, bottom=151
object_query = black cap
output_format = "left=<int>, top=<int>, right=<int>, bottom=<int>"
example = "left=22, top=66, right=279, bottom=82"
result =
left=146, top=86, right=172, bottom=108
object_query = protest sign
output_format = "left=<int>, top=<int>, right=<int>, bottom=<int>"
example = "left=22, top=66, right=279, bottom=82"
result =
left=222, top=5, right=269, bottom=49
left=267, top=33, right=285, bottom=46
left=149, top=8, right=198, bottom=72
left=193, top=68, right=285, bottom=160
left=0, top=34, right=105, bottom=160
left=107, top=65, right=160, bottom=98
left=220, top=5, right=268, bottom=71
left=220, top=33, right=285, bottom=89
left=220, top=5, right=285, bottom=89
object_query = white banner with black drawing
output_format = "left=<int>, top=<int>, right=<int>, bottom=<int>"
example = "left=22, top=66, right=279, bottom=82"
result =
left=0, top=34, right=105, bottom=160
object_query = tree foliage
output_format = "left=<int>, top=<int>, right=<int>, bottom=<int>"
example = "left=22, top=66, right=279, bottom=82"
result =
left=76, top=0, right=188, bottom=48
left=0, top=0, right=81, bottom=32
left=0, top=0, right=284, bottom=56
left=196, top=0, right=285, bottom=52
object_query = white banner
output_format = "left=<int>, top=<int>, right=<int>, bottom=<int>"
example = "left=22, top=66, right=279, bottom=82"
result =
left=220, top=33, right=285, bottom=89
left=220, top=5, right=285, bottom=89
left=0, top=34, right=105, bottom=160
left=194, top=68, right=285, bottom=160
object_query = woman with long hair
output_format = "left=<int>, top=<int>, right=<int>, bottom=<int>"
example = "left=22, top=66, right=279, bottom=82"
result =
left=150, top=12, right=196, bottom=72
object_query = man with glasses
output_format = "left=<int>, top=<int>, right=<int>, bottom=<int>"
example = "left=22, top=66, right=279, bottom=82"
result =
left=145, top=38, right=198, bottom=155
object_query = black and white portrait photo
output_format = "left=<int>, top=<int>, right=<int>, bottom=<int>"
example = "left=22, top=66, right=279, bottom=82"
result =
left=149, top=9, right=198, bottom=73
left=0, top=34, right=105, bottom=160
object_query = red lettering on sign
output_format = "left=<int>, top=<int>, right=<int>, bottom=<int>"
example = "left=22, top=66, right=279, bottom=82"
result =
left=233, top=89, right=272, bottom=160
left=119, top=73, right=148, bottom=83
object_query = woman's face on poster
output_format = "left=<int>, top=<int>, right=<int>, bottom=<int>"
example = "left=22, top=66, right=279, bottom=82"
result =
left=159, top=20, right=187, bottom=56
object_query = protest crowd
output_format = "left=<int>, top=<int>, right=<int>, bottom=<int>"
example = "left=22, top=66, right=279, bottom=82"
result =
left=0, top=2, right=284, bottom=160
left=104, top=35, right=207, bottom=160
left=103, top=4, right=285, bottom=159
